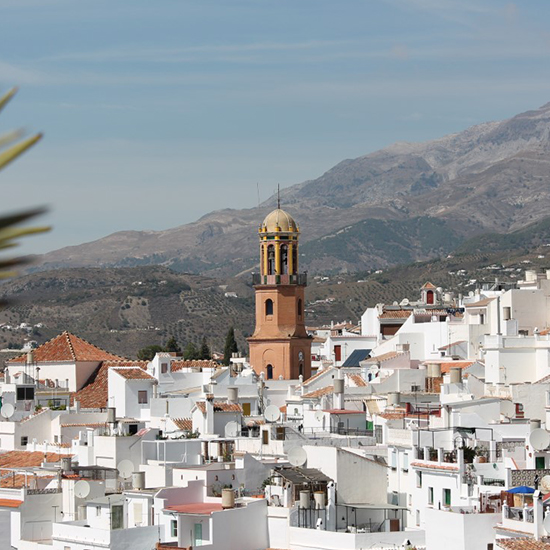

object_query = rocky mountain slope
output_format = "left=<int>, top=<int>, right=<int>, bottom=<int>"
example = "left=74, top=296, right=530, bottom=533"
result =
left=4, top=216, right=550, bottom=358
left=34, top=102, right=550, bottom=275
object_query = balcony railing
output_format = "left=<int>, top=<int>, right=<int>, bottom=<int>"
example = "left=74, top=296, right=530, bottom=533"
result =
left=252, top=273, right=307, bottom=286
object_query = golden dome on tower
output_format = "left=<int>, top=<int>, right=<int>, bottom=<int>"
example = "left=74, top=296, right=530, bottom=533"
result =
left=261, top=208, right=298, bottom=233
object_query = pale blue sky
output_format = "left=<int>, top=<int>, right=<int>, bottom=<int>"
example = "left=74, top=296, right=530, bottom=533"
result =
left=2, top=0, right=550, bottom=254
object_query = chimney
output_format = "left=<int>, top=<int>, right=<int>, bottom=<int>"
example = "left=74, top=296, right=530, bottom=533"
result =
left=205, top=394, right=215, bottom=435
left=333, top=370, right=344, bottom=410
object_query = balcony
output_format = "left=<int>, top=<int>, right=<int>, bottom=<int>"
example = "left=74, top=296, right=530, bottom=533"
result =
left=252, top=273, right=307, bottom=286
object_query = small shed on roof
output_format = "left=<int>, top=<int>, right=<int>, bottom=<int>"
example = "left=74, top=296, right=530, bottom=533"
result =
left=342, top=349, right=372, bottom=368
left=272, top=466, right=333, bottom=504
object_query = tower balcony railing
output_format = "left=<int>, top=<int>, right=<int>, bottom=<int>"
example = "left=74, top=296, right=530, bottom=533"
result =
left=252, top=273, right=307, bottom=286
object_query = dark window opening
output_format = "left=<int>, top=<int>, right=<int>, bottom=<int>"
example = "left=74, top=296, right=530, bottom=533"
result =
left=266, top=365, right=273, bottom=379
left=138, top=391, right=148, bottom=404
left=281, top=245, right=288, bottom=274
left=17, top=387, right=34, bottom=401
left=267, top=245, right=275, bottom=275
left=265, top=299, right=274, bottom=316
left=299, top=363, right=303, bottom=377
left=298, top=299, right=303, bottom=318
left=128, top=424, right=138, bottom=435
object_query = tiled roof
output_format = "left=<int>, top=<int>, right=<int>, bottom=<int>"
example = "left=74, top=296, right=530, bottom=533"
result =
left=379, top=310, right=412, bottom=319
left=378, top=408, right=407, bottom=420
left=421, top=282, right=437, bottom=290
left=171, top=360, right=219, bottom=372
left=0, top=451, right=66, bottom=468
left=172, top=418, right=193, bottom=431
left=165, top=502, right=224, bottom=515
left=195, top=401, right=242, bottom=414
left=113, top=368, right=154, bottom=380
left=421, top=360, right=474, bottom=374
left=410, top=462, right=459, bottom=471
left=302, top=385, right=334, bottom=399
left=464, top=297, right=496, bottom=308
left=9, top=331, right=124, bottom=363
left=497, top=537, right=550, bottom=550
left=347, top=373, right=367, bottom=387
left=0, top=499, right=22, bottom=508
left=438, top=340, right=467, bottom=350
left=72, top=360, right=148, bottom=409
left=363, top=351, right=402, bottom=363
left=303, top=368, right=331, bottom=386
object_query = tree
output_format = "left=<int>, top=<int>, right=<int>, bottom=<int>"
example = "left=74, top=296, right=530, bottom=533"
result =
left=0, top=88, right=50, bottom=301
left=223, top=326, right=238, bottom=366
left=199, top=337, right=211, bottom=360
left=183, top=342, right=200, bottom=360
left=137, top=345, right=164, bottom=361
left=165, top=336, right=181, bottom=354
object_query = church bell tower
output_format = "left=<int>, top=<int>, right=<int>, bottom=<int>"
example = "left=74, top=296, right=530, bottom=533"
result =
left=248, top=207, right=312, bottom=380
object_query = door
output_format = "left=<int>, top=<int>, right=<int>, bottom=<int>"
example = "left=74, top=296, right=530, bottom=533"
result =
left=111, top=505, right=124, bottom=530
left=193, top=523, right=203, bottom=546
left=242, top=402, right=251, bottom=416
left=536, top=456, right=545, bottom=470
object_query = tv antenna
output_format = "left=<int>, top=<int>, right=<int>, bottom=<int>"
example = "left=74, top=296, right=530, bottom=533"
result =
left=277, top=184, right=280, bottom=209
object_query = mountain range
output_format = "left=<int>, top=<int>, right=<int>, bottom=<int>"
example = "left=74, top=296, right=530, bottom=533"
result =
left=31, top=102, right=550, bottom=276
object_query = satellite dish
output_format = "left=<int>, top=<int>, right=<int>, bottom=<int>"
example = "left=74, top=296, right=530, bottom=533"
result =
left=544, top=512, right=550, bottom=534
left=314, top=410, right=324, bottom=422
left=529, top=429, right=550, bottom=451
left=541, top=476, right=550, bottom=493
left=117, top=459, right=134, bottom=480
left=500, top=401, right=515, bottom=418
left=74, top=480, right=91, bottom=499
left=264, top=405, right=281, bottom=423
left=1, top=403, right=15, bottom=419
left=288, top=447, right=307, bottom=467
left=225, top=421, right=240, bottom=438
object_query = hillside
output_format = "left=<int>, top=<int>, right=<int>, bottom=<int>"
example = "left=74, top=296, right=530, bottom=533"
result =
left=3, top=217, right=550, bottom=357
left=32, top=102, right=550, bottom=276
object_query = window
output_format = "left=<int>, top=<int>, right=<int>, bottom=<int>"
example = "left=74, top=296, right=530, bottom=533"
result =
left=334, top=345, right=341, bottom=362
left=265, top=299, right=274, bottom=316
left=443, top=488, right=451, bottom=507
left=16, top=387, right=34, bottom=400
left=96, top=506, right=101, bottom=517
left=416, top=510, right=420, bottom=526
left=298, top=299, right=302, bottom=318
left=266, top=365, right=273, bottom=379
left=428, top=487, right=434, bottom=505
left=161, top=363, right=168, bottom=374
left=402, top=453, right=409, bottom=472
left=138, top=391, right=148, bottom=404
left=171, top=519, right=178, bottom=537
left=267, top=245, right=275, bottom=275
left=128, top=424, right=138, bottom=435
left=281, top=245, right=288, bottom=274
left=416, top=471, right=422, bottom=488
left=536, top=456, right=546, bottom=470
left=391, top=452, right=397, bottom=470
left=20, top=436, right=28, bottom=447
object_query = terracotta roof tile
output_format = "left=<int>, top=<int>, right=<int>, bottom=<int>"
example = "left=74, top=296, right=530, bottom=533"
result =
left=410, top=461, right=459, bottom=471
left=195, top=401, right=242, bottom=414
left=465, top=297, right=496, bottom=308
left=113, top=368, right=154, bottom=380
left=438, top=340, right=467, bottom=350
left=420, top=360, right=474, bottom=374
left=302, top=385, right=334, bottom=399
left=421, top=282, right=437, bottom=290
left=0, top=499, right=22, bottom=508
left=171, top=360, right=219, bottom=372
left=379, top=310, right=412, bottom=319
left=172, top=418, right=193, bottom=431
left=363, top=351, right=402, bottom=363
left=347, top=373, right=367, bottom=387
left=9, top=331, right=124, bottom=364
left=497, top=538, right=550, bottom=550
left=72, top=360, right=148, bottom=409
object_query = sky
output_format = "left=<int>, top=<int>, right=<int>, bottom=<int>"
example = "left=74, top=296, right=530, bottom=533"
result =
left=2, top=0, right=550, bottom=254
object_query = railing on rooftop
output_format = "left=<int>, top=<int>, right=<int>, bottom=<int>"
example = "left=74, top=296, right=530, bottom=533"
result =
left=252, top=273, right=307, bottom=286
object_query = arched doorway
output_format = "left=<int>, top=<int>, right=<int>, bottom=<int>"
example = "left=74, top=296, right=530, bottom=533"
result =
left=266, top=364, right=274, bottom=379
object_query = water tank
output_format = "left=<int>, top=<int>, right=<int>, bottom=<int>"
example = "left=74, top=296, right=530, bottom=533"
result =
left=449, top=367, right=462, bottom=384
left=107, top=407, right=116, bottom=424
left=132, top=471, right=145, bottom=490
left=526, top=270, right=537, bottom=282
left=227, top=387, right=239, bottom=404
left=387, top=392, right=400, bottom=406
left=314, top=491, right=326, bottom=509
left=61, top=457, right=72, bottom=473
left=299, top=490, right=310, bottom=509
left=431, top=364, right=441, bottom=378
left=333, top=379, right=344, bottom=394
left=531, top=419, right=542, bottom=432
left=222, top=488, right=235, bottom=509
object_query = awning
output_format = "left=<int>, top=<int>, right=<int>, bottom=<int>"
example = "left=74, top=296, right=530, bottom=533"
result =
left=507, top=486, right=535, bottom=494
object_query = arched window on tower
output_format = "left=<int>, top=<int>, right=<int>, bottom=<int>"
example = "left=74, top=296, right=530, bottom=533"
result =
left=281, top=245, right=288, bottom=274
left=266, top=364, right=273, bottom=379
left=267, top=245, right=275, bottom=275
left=265, top=299, right=274, bottom=316
left=298, top=299, right=303, bottom=318
left=261, top=245, right=265, bottom=275
left=292, top=246, right=298, bottom=274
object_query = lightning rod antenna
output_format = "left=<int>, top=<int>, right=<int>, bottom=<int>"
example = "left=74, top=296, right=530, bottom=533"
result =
left=277, top=184, right=280, bottom=209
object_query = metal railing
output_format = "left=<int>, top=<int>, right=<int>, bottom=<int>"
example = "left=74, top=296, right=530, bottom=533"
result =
left=252, top=273, right=307, bottom=286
